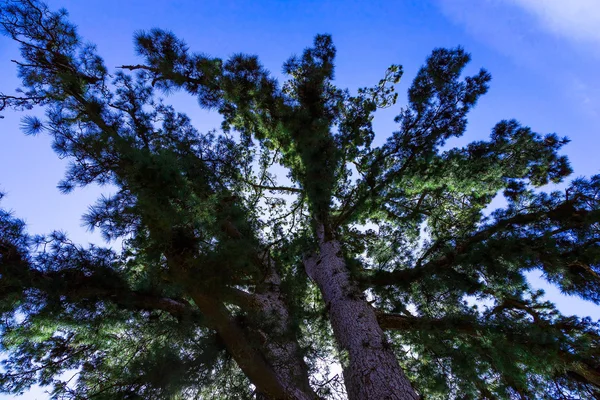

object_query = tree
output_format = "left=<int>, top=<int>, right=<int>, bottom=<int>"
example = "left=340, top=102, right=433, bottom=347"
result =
left=1, top=1, right=599, bottom=399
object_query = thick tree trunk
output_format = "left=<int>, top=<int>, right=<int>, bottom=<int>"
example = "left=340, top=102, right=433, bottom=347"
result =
left=304, top=227, right=419, bottom=400
left=252, top=260, right=319, bottom=400
left=189, top=291, right=291, bottom=399
left=189, top=288, right=319, bottom=400
left=165, top=219, right=315, bottom=399
left=252, top=296, right=317, bottom=400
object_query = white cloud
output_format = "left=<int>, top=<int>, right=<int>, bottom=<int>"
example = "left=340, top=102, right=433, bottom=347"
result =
left=508, top=0, right=600, bottom=44
left=436, top=0, right=545, bottom=67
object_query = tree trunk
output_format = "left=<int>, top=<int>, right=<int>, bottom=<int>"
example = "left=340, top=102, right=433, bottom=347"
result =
left=252, top=260, right=319, bottom=400
left=188, top=288, right=319, bottom=400
left=304, top=226, right=419, bottom=400
left=189, top=291, right=291, bottom=399
left=173, top=221, right=317, bottom=399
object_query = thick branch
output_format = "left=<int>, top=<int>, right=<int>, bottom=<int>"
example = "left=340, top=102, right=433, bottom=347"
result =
left=376, top=312, right=478, bottom=335
left=0, top=244, right=200, bottom=321
left=376, top=311, right=600, bottom=389
left=362, top=207, right=569, bottom=288
left=188, top=290, right=289, bottom=399
left=248, top=182, right=303, bottom=194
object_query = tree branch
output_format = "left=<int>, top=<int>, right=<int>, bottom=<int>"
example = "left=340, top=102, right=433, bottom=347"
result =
left=362, top=207, right=563, bottom=288
left=376, top=311, right=600, bottom=388
left=247, top=182, right=303, bottom=194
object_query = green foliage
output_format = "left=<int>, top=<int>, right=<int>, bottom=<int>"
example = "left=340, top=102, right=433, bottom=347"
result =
left=1, top=1, right=599, bottom=399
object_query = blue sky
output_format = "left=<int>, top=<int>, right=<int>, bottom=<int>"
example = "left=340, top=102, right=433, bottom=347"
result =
left=1, top=0, right=599, bottom=398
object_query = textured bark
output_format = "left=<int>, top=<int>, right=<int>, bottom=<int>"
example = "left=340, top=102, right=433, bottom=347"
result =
left=189, top=291, right=291, bottom=399
left=304, top=227, right=419, bottom=400
left=213, top=220, right=318, bottom=399
left=252, top=259, right=319, bottom=400
left=252, top=291, right=317, bottom=400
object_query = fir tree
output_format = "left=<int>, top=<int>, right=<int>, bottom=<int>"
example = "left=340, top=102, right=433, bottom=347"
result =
left=1, top=1, right=599, bottom=399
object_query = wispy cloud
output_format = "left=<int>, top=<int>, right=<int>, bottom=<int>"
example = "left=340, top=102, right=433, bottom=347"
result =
left=436, top=0, right=600, bottom=116
left=436, top=0, right=549, bottom=67
left=508, top=0, right=600, bottom=45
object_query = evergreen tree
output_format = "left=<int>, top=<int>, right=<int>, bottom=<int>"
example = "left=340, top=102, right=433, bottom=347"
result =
left=1, top=1, right=599, bottom=399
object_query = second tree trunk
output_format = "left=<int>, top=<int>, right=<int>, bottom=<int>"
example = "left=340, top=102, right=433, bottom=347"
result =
left=304, top=228, right=419, bottom=400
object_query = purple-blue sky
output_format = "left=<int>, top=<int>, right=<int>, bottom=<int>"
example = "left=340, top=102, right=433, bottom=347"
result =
left=1, top=0, right=599, bottom=398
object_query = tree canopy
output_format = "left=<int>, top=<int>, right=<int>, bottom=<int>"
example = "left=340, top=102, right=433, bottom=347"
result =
left=1, top=1, right=599, bottom=399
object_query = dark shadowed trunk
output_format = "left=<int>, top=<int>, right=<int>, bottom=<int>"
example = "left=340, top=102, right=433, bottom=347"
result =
left=188, top=291, right=289, bottom=398
left=190, top=288, right=317, bottom=399
left=203, top=221, right=318, bottom=399
left=252, top=258, right=319, bottom=400
left=252, top=291, right=318, bottom=399
left=170, top=249, right=315, bottom=399
left=304, top=225, right=419, bottom=400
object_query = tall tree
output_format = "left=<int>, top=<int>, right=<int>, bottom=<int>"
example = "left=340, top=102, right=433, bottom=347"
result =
left=1, top=1, right=599, bottom=399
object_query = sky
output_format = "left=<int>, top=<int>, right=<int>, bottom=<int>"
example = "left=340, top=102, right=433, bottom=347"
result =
left=1, top=0, right=599, bottom=398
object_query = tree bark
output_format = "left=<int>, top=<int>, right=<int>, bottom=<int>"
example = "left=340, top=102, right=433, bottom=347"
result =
left=189, top=291, right=292, bottom=399
left=252, top=290, right=318, bottom=400
left=252, top=258, right=319, bottom=400
left=211, top=219, right=318, bottom=399
left=304, top=226, right=419, bottom=400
